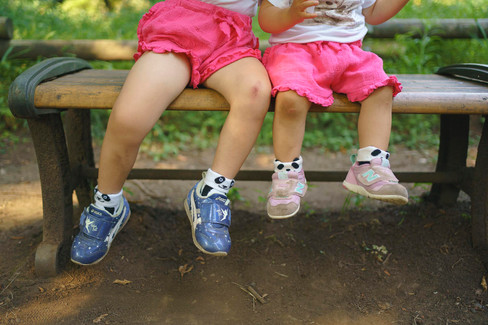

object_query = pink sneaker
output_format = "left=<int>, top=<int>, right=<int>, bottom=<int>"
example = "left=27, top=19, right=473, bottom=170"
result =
left=267, top=170, right=307, bottom=219
left=343, top=157, right=408, bottom=205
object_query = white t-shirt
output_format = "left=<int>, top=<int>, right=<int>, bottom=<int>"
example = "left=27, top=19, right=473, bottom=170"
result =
left=201, top=0, right=261, bottom=17
left=267, top=0, right=376, bottom=44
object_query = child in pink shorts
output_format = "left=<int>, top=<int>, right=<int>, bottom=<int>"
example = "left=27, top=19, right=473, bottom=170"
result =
left=70, top=0, right=272, bottom=265
left=259, top=0, right=410, bottom=219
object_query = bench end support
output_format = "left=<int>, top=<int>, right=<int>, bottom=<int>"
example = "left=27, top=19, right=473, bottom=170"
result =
left=8, top=57, right=92, bottom=119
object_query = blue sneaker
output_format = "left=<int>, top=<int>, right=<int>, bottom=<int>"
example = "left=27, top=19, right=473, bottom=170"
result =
left=184, top=180, right=231, bottom=256
left=71, top=196, right=131, bottom=265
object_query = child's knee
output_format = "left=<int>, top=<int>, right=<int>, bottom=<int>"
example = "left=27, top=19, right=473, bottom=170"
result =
left=275, top=91, right=310, bottom=117
left=236, top=79, right=271, bottom=115
left=247, top=78, right=272, bottom=103
left=109, top=113, right=148, bottom=145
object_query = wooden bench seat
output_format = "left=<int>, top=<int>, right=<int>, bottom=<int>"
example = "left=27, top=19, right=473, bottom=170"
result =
left=8, top=57, right=488, bottom=276
left=33, top=69, right=488, bottom=114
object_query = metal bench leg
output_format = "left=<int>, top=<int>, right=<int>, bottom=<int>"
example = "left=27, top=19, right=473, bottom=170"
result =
left=428, top=114, right=469, bottom=206
left=66, top=109, right=95, bottom=209
left=28, top=114, right=73, bottom=277
left=471, top=116, right=488, bottom=257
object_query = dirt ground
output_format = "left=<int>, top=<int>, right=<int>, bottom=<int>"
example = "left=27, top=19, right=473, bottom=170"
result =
left=1, top=138, right=488, bottom=324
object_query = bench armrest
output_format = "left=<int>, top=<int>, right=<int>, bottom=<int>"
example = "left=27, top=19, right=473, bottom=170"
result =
left=437, top=63, right=488, bottom=84
left=8, top=57, right=92, bottom=118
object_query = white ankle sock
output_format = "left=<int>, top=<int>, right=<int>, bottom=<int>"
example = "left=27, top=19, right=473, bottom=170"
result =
left=274, top=156, right=303, bottom=173
left=93, top=187, right=123, bottom=214
left=202, top=168, right=234, bottom=196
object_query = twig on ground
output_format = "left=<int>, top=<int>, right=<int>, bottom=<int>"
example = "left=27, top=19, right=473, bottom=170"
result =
left=274, top=271, right=288, bottom=278
left=246, top=285, right=267, bottom=304
left=451, top=257, right=463, bottom=269
left=232, top=282, right=268, bottom=304
left=0, top=272, right=20, bottom=296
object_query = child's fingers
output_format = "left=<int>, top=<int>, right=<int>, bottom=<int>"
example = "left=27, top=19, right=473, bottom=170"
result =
left=296, top=0, right=319, bottom=16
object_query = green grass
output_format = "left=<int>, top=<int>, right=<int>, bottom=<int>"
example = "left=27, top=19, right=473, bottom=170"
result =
left=1, top=0, right=488, bottom=156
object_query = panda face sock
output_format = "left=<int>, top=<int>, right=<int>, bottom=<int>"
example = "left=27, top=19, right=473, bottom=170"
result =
left=93, top=187, right=123, bottom=215
left=357, top=146, right=390, bottom=165
left=274, top=156, right=303, bottom=173
left=201, top=168, right=235, bottom=197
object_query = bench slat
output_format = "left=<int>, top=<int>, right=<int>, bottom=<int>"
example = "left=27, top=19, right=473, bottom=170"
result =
left=33, top=69, right=488, bottom=114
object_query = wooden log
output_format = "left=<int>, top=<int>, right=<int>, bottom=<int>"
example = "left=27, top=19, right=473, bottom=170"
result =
left=5, top=39, right=137, bottom=61
left=0, top=17, right=13, bottom=40
left=1, top=18, right=487, bottom=61
left=368, top=18, right=488, bottom=39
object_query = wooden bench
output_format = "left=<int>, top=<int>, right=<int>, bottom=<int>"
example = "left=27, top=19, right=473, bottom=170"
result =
left=8, top=57, right=488, bottom=277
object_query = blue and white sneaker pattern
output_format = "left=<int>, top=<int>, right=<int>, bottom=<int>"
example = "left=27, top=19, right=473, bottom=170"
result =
left=71, top=196, right=131, bottom=265
left=184, top=180, right=231, bottom=256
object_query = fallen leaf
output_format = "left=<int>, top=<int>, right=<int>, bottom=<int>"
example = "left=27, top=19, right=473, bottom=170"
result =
left=93, top=313, right=108, bottom=323
left=423, top=222, right=435, bottom=228
left=384, top=270, right=391, bottom=276
left=481, top=275, right=487, bottom=291
left=38, top=287, right=45, bottom=293
left=178, top=264, right=194, bottom=277
left=113, top=279, right=131, bottom=285
left=196, top=256, right=205, bottom=264
left=378, top=302, right=392, bottom=310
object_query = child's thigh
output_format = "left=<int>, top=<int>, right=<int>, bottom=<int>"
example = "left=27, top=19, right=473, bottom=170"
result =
left=263, top=45, right=317, bottom=86
left=112, top=52, right=191, bottom=128
left=263, top=44, right=335, bottom=106
left=333, top=50, right=400, bottom=103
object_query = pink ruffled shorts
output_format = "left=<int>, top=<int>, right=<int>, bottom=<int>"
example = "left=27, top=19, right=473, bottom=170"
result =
left=135, top=0, right=262, bottom=88
left=262, top=40, right=402, bottom=106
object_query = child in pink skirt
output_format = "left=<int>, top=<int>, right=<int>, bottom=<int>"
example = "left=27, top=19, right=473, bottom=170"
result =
left=259, top=0, right=410, bottom=219
left=71, top=0, right=272, bottom=264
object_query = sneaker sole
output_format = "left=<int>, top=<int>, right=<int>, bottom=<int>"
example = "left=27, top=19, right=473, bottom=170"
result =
left=343, top=181, right=408, bottom=206
left=184, top=198, right=228, bottom=257
left=267, top=204, right=300, bottom=219
left=71, top=210, right=131, bottom=266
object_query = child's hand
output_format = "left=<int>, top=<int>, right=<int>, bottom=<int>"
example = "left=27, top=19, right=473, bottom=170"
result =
left=288, top=0, right=319, bottom=24
left=259, top=0, right=319, bottom=34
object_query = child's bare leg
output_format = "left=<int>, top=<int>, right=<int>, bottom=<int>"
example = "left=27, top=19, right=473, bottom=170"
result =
left=342, top=86, right=408, bottom=205
left=267, top=90, right=310, bottom=219
left=72, top=51, right=191, bottom=265
left=98, top=52, right=191, bottom=194
left=273, top=90, right=311, bottom=161
left=184, top=57, right=270, bottom=256
left=203, top=57, right=271, bottom=179
left=358, top=86, right=393, bottom=151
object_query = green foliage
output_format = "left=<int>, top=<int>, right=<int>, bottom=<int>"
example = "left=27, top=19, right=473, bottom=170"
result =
left=303, top=113, right=358, bottom=151
left=1, top=0, right=488, bottom=156
left=397, top=0, right=488, bottom=19
left=0, top=53, right=37, bottom=140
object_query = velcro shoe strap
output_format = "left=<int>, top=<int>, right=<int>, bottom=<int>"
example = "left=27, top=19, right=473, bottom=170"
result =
left=80, top=208, right=118, bottom=240
left=199, top=202, right=231, bottom=227
left=270, top=179, right=307, bottom=198
left=373, top=166, right=399, bottom=183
